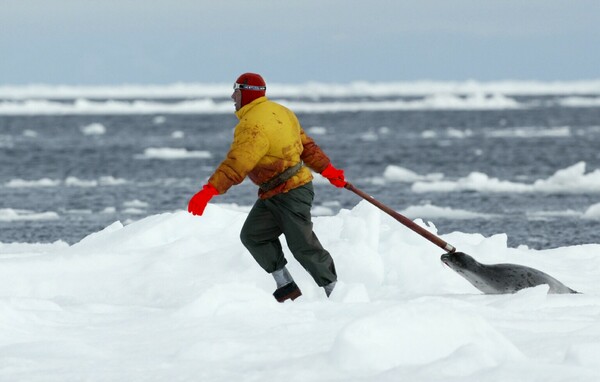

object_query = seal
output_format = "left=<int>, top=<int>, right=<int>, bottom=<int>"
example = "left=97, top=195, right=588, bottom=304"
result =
left=440, top=252, right=579, bottom=294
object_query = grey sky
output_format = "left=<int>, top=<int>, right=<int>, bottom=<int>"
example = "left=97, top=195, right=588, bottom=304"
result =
left=1, top=0, right=599, bottom=84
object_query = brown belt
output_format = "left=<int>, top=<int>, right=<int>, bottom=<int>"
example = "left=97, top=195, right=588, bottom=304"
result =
left=259, top=162, right=303, bottom=192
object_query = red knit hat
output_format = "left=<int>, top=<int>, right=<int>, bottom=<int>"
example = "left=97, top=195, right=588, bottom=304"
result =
left=234, top=73, right=266, bottom=107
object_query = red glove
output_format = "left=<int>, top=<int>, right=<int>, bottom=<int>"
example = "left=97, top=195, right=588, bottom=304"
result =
left=321, top=163, right=347, bottom=188
left=188, top=183, right=219, bottom=216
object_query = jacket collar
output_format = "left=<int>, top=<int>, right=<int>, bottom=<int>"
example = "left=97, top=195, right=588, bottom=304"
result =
left=235, top=96, right=268, bottom=119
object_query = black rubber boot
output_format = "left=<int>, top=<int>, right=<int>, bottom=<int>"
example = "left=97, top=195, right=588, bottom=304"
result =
left=273, top=282, right=302, bottom=302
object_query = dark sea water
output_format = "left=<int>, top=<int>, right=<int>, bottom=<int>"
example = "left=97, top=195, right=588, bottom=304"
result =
left=1, top=95, right=600, bottom=249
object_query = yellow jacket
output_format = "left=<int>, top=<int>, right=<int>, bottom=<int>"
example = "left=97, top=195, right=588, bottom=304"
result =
left=208, top=96, right=330, bottom=199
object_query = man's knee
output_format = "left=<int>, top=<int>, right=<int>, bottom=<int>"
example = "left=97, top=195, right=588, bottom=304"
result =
left=240, top=224, right=253, bottom=248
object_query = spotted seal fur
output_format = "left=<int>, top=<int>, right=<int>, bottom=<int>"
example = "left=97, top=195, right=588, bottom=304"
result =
left=441, top=252, right=578, bottom=294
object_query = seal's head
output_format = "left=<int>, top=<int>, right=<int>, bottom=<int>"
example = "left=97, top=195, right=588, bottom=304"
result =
left=441, top=252, right=479, bottom=274
left=441, top=251, right=498, bottom=293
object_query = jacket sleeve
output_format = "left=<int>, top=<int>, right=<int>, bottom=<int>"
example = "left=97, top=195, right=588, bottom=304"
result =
left=300, top=128, right=330, bottom=173
left=208, top=123, right=269, bottom=194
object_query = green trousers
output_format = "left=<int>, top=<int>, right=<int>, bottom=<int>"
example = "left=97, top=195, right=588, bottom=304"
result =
left=240, top=182, right=337, bottom=287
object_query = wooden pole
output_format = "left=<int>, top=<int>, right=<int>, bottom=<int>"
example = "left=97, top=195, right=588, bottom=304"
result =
left=344, top=183, right=456, bottom=253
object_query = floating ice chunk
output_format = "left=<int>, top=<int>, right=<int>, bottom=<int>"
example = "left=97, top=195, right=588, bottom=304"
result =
left=153, top=115, right=167, bottom=124
left=311, top=206, right=335, bottom=216
left=413, top=162, right=600, bottom=194
left=307, top=126, right=327, bottom=135
left=64, top=176, right=127, bottom=187
left=383, top=165, right=444, bottom=183
left=559, top=96, right=600, bottom=107
left=0, top=209, right=59, bottom=222
left=401, top=204, right=494, bottom=220
left=80, top=123, right=106, bottom=135
left=123, top=200, right=149, bottom=208
left=583, top=203, right=600, bottom=220
left=136, top=148, right=212, bottom=160
left=360, top=131, right=378, bottom=141
left=5, top=178, right=60, bottom=188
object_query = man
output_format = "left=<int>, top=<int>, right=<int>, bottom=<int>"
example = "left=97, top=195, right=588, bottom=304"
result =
left=187, top=73, right=346, bottom=302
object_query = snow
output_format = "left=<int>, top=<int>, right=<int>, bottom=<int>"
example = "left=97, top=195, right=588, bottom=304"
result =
left=2, top=80, right=600, bottom=100
left=0, top=98, right=232, bottom=115
left=1, top=201, right=599, bottom=381
left=279, top=93, right=521, bottom=113
left=559, top=96, right=600, bottom=107
left=3, top=80, right=600, bottom=115
left=413, top=162, right=600, bottom=194
left=0, top=96, right=523, bottom=115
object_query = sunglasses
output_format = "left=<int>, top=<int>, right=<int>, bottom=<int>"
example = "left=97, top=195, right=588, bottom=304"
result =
left=233, top=83, right=266, bottom=91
